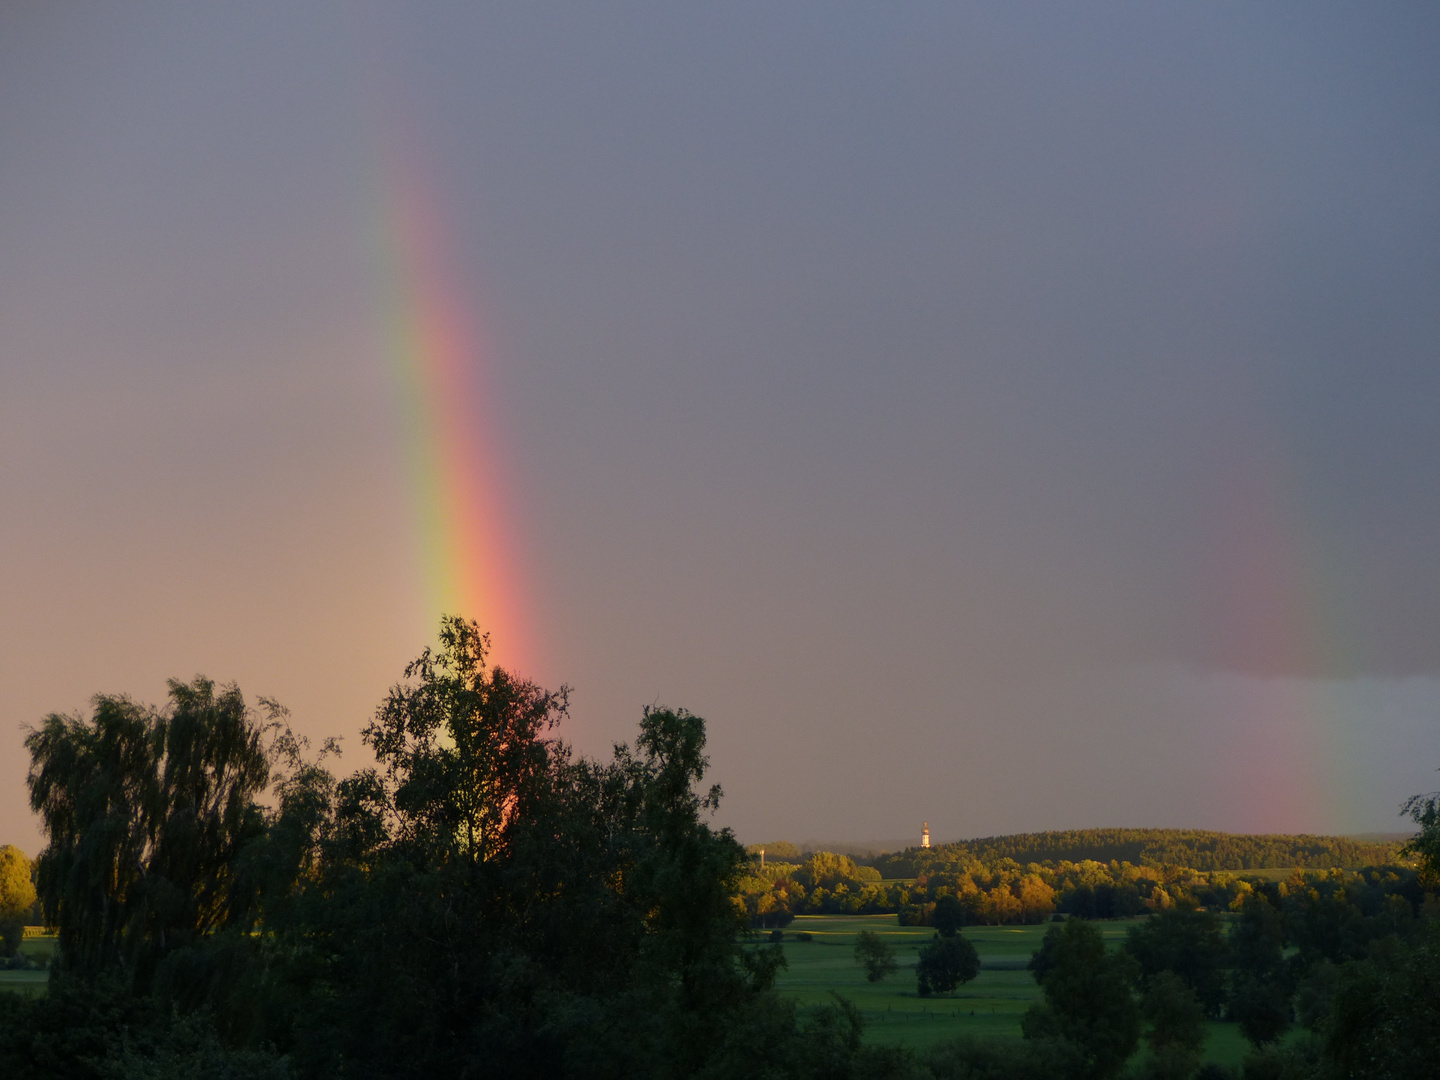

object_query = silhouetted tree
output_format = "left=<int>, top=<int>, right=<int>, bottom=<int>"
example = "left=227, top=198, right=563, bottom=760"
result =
left=1125, top=906, right=1228, bottom=1017
left=1023, top=919, right=1140, bottom=1079
left=1139, top=971, right=1206, bottom=1080
left=932, top=893, right=965, bottom=936
left=25, top=679, right=279, bottom=990
left=1325, top=918, right=1440, bottom=1079
left=245, top=617, right=800, bottom=1079
left=853, top=930, right=898, bottom=983
left=916, top=934, right=979, bottom=996
left=1400, top=771, right=1440, bottom=887
left=1228, top=894, right=1292, bottom=1047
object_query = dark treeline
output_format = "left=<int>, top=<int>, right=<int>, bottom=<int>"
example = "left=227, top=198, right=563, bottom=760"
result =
left=1, top=616, right=1437, bottom=1080
left=875, top=830, right=1402, bottom=878
left=0, top=619, right=913, bottom=1079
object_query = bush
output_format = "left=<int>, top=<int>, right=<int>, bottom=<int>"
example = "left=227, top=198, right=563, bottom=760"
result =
left=926, top=1035, right=1082, bottom=1080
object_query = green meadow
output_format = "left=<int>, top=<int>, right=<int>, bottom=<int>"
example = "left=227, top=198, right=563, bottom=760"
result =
left=771, top=914, right=1254, bottom=1067
left=0, top=932, right=54, bottom=999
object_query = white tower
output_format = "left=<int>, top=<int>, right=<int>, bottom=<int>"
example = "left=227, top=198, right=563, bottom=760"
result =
left=921, top=821, right=931, bottom=848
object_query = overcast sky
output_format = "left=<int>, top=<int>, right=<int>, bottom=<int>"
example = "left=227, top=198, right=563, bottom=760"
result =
left=3, top=2, right=1439, bottom=854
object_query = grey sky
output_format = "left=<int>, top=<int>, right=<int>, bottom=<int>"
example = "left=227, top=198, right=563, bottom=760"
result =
left=3, top=3, right=1438, bottom=853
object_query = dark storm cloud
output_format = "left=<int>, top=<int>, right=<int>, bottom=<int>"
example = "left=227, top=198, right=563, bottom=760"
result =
left=387, top=3, right=1440, bottom=676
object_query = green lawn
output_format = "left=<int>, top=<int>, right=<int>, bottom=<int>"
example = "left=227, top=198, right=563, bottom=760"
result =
left=0, top=931, right=55, bottom=998
left=0, top=969, right=48, bottom=997
left=769, top=914, right=1255, bottom=1066
left=19, top=932, right=56, bottom=963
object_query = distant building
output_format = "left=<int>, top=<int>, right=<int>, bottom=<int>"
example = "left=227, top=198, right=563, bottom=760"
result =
left=921, top=821, right=930, bottom=849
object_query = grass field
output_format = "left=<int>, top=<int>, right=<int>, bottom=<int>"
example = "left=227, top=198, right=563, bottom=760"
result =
left=770, top=914, right=1254, bottom=1066
left=0, top=931, right=55, bottom=998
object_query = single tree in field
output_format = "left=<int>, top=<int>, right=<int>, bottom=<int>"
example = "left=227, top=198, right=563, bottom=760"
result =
left=853, top=929, right=897, bottom=982
left=1023, top=918, right=1141, bottom=1080
left=916, top=933, right=979, bottom=996
left=0, top=845, right=37, bottom=956
left=932, top=893, right=965, bottom=937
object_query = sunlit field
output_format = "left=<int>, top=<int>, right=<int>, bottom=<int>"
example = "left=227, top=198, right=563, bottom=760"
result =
left=770, top=915, right=1254, bottom=1065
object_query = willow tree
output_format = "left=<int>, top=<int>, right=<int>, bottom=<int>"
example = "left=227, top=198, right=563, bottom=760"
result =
left=25, top=678, right=278, bottom=989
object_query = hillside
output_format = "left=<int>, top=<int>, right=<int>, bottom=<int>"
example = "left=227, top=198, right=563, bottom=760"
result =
left=872, top=827, right=1405, bottom=877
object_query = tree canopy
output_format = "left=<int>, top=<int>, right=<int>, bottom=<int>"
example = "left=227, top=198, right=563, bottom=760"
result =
left=5, top=618, right=900, bottom=1080
left=25, top=678, right=276, bottom=989
left=877, top=828, right=1401, bottom=878
left=1023, top=919, right=1140, bottom=1080
left=853, top=930, right=897, bottom=983
left=916, top=934, right=979, bottom=998
left=1400, top=771, right=1440, bottom=887
left=1124, top=907, right=1227, bottom=1018
left=0, top=846, right=36, bottom=956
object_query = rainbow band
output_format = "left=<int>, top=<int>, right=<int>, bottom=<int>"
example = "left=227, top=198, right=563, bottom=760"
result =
left=376, top=141, right=531, bottom=673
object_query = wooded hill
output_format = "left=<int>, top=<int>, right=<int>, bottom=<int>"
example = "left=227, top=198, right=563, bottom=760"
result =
left=873, top=828, right=1404, bottom=877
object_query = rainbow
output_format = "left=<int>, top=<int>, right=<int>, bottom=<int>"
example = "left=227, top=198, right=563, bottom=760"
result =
left=371, top=135, right=533, bottom=674
left=1198, top=431, right=1347, bottom=833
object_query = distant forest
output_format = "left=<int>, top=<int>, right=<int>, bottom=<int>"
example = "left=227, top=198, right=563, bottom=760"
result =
left=736, top=830, right=1414, bottom=928
left=872, top=828, right=1403, bottom=878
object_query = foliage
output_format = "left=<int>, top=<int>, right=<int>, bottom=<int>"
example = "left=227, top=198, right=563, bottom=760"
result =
left=25, top=680, right=278, bottom=991
left=1125, top=906, right=1228, bottom=1017
left=915, top=934, right=979, bottom=997
left=738, top=834, right=1414, bottom=930
left=1022, top=919, right=1140, bottom=1080
left=931, top=895, right=964, bottom=937
left=0, top=975, right=152, bottom=1080
left=795, top=852, right=880, bottom=891
left=877, top=829, right=1400, bottom=878
left=256, top=618, right=786, bottom=1078
left=924, top=1035, right=1082, bottom=1080
left=1237, top=1035, right=1324, bottom=1080
left=1227, top=895, right=1291, bottom=1047
left=9, top=617, right=863, bottom=1079
left=1292, top=958, right=1338, bottom=1032
left=0, top=847, right=36, bottom=957
left=0, top=847, right=36, bottom=921
left=1138, top=972, right=1205, bottom=1080
left=853, top=930, right=897, bottom=983
left=1323, top=917, right=1440, bottom=1080
left=1399, top=772, right=1440, bottom=887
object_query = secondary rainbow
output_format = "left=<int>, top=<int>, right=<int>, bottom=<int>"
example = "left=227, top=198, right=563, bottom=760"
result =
left=1203, top=432, right=1351, bottom=833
